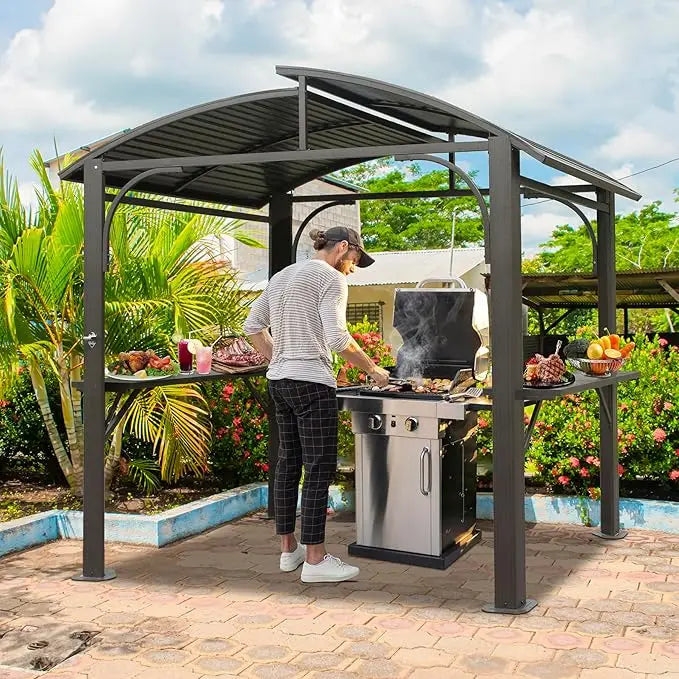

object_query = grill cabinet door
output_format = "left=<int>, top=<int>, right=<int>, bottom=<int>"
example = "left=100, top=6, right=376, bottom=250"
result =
left=356, top=434, right=435, bottom=555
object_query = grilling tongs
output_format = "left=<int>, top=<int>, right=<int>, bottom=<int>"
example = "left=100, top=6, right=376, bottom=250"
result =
left=445, top=369, right=482, bottom=401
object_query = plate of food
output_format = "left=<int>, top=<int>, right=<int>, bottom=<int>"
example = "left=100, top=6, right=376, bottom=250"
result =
left=107, top=350, right=180, bottom=380
left=523, top=342, right=574, bottom=388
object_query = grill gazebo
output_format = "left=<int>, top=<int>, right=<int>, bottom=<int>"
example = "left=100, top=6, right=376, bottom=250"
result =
left=61, top=65, right=641, bottom=615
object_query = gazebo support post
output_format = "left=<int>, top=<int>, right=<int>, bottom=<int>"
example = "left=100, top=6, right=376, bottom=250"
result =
left=266, top=192, right=294, bottom=518
left=594, top=189, right=627, bottom=540
left=483, top=135, right=536, bottom=614
left=73, top=159, right=115, bottom=581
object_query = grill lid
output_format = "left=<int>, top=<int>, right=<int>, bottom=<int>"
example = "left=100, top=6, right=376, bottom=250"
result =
left=392, top=287, right=485, bottom=379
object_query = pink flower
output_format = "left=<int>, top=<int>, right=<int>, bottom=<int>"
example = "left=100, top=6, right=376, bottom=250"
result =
left=569, top=457, right=580, bottom=468
left=557, top=475, right=570, bottom=486
left=585, top=455, right=596, bottom=464
left=618, top=464, right=625, bottom=477
left=675, top=449, right=679, bottom=457
left=619, top=403, right=629, bottom=412
left=653, top=428, right=667, bottom=443
left=664, top=402, right=673, bottom=411
left=626, top=433, right=636, bottom=443
left=579, top=468, right=590, bottom=478
left=243, top=451, right=251, bottom=459
left=478, top=418, right=488, bottom=429
left=659, top=338, right=668, bottom=347
left=222, top=384, right=235, bottom=399
left=255, top=433, right=263, bottom=440
left=669, top=470, right=679, bottom=481
left=232, top=432, right=241, bottom=444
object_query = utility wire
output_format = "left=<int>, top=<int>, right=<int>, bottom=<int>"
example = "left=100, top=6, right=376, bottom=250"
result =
left=520, top=156, right=679, bottom=209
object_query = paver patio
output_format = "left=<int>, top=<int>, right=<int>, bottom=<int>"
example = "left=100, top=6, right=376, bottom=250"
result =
left=1, top=512, right=679, bottom=679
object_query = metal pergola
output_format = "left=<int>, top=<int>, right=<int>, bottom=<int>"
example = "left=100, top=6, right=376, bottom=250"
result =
left=61, top=66, right=642, bottom=614
left=521, top=269, right=679, bottom=336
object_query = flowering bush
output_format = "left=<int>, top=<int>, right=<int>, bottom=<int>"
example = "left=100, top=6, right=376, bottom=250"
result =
left=335, top=320, right=395, bottom=474
left=203, top=378, right=270, bottom=488
left=0, top=366, right=65, bottom=483
left=333, top=318, right=395, bottom=385
left=477, top=334, right=679, bottom=499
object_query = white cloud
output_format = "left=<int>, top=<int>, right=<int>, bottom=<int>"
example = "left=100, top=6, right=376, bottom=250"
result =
left=0, top=0, right=678, bottom=236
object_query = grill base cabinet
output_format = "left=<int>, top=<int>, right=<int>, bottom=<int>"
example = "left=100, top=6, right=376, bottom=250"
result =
left=346, top=407, right=481, bottom=569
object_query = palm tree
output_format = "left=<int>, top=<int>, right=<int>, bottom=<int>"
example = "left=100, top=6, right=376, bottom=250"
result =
left=0, top=149, right=260, bottom=494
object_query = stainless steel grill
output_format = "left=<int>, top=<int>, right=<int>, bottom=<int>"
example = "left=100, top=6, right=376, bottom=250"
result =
left=338, top=280, right=489, bottom=569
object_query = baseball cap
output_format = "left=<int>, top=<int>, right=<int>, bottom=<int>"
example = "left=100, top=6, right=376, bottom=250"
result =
left=323, top=226, right=375, bottom=268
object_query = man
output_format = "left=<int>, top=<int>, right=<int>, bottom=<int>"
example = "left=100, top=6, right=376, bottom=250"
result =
left=244, top=226, right=390, bottom=583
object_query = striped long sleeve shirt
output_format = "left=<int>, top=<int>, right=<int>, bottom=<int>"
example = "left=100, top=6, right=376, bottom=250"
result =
left=243, top=259, right=353, bottom=388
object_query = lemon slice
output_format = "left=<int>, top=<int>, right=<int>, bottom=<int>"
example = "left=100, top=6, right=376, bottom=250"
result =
left=171, top=332, right=183, bottom=344
left=187, top=338, right=203, bottom=354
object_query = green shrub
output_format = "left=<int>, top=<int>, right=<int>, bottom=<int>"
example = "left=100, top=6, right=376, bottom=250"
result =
left=203, top=378, right=270, bottom=489
left=478, top=334, right=679, bottom=498
left=0, top=367, right=65, bottom=483
left=333, top=318, right=395, bottom=385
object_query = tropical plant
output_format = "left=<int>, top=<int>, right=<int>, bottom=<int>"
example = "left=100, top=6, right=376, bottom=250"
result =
left=0, top=149, right=260, bottom=493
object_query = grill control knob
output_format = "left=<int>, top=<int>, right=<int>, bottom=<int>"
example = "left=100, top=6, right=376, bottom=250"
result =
left=368, top=415, right=383, bottom=431
left=404, top=417, right=419, bottom=432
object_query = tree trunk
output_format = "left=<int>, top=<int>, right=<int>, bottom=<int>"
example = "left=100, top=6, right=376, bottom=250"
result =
left=104, top=424, right=123, bottom=491
left=56, top=347, right=83, bottom=487
left=28, top=357, right=79, bottom=492
left=71, top=360, right=85, bottom=470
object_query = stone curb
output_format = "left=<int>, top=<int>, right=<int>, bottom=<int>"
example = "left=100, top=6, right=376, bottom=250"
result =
left=2, top=485, right=678, bottom=557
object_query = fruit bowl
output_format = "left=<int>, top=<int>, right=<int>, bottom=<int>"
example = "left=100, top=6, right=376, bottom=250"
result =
left=567, top=357, right=626, bottom=376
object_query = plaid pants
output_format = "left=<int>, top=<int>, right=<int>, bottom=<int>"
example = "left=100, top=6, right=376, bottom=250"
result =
left=268, top=379, right=338, bottom=545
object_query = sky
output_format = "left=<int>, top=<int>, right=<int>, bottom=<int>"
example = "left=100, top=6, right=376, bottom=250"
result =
left=1, top=0, right=678, bottom=254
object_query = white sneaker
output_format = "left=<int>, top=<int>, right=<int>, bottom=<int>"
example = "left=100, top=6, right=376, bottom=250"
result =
left=301, top=554, right=360, bottom=583
left=280, top=543, right=306, bottom=572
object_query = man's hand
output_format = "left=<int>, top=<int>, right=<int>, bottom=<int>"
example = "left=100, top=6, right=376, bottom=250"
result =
left=368, top=365, right=390, bottom=387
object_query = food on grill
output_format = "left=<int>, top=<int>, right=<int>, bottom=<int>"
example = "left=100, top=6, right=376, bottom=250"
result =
left=524, top=352, right=566, bottom=384
left=367, top=377, right=452, bottom=394
left=108, top=350, right=179, bottom=377
left=213, top=337, right=267, bottom=368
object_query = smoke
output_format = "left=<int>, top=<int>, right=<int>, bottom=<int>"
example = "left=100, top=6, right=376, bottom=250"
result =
left=392, top=289, right=480, bottom=380
left=392, top=290, right=436, bottom=380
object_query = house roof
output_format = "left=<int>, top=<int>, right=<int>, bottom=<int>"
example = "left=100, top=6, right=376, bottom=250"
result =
left=239, top=247, right=486, bottom=291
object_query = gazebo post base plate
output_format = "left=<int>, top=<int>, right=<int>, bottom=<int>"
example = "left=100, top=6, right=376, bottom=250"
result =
left=482, top=598, right=538, bottom=615
left=592, top=528, right=628, bottom=540
left=72, top=568, right=117, bottom=582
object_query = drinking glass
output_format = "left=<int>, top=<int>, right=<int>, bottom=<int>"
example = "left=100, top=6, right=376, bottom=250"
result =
left=178, top=339, right=193, bottom=373
left=195, top=346, right=213, bottom=375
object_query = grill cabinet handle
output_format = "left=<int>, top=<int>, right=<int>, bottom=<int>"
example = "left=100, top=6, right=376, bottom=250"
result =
left=420, top=447, right=431, bottom=496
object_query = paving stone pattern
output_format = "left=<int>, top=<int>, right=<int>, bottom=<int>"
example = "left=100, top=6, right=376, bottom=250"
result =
left=1, top=514, right=679, bottom=678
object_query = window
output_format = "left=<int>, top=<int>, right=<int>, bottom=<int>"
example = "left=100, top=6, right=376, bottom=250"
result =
left=346, top=302, right=383, bottom=332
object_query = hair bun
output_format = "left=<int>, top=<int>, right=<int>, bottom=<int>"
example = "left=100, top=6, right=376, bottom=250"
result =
left=310, top=229, right=329, bottom=250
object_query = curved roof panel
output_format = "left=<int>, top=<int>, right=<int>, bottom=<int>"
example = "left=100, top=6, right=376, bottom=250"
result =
left=60, top=87, right=441, bottom=208
left=60, top=66, right=641, bottom=207
left=276, top=66, right=641, bottom=201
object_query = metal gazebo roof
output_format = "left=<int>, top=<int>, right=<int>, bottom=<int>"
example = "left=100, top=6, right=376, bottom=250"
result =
left=60, top=66, right=640, bottom=208
left=63, top=65, right=642, bottom=618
